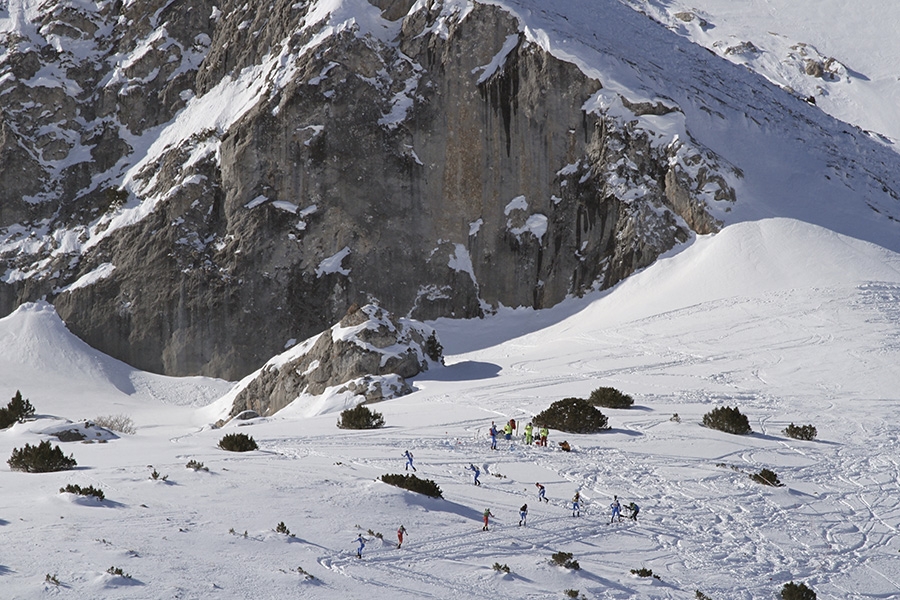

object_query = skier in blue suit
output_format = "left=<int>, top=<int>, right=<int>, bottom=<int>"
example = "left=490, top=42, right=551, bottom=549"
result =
left=403, top=450, right=416, bottom=472
left=468, top=463, right=481, bottom=486
left=355, top=534, right=367, bottom=558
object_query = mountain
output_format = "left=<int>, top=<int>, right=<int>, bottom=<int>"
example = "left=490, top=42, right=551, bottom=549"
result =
left=2, top=218, right=899, bottom=598
left=2, top=0, right=899, bottom=381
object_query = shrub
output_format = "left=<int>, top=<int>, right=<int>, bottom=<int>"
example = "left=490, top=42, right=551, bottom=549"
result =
left=565, top=591, right=580, bottom=599
left=550, top=551, right=580, bottom=570
left=751, top=468, right=782, bottom=487
left=702, top=406, right=751, bottom=435
left=93, top=414, right=136, bottom=435
left=695, top=592, right=713, bottom=600
left=492, top=562, right=510, bottom=573
left=0, top=390, right=35, bottom=429
left=8, top=440, right=76, bottom=472
left=337, top=405, right=385, bottom=429
left=275, top=522, right=294, bottom=536
left=185, top=459, right=208, bottom=471
left=107, top=566, right=130, bottom=579
left=381, top=473, right=443, bottom=498
left=60, top=483, right=105, bottom=500
left=589, top=386, right=634, bottom=408
left=631, top=567, right=660, bottom=579
left=783, top=423, right=817, bottom=441
left=218, top=432, right=258, bottom=452
left=534, top=398, right=609, bottom=434
left=45, top=574, right=60, bottom=586
left=424, top=331, right=444, bottom=364
left=149, top=469, right=169, bottom=481
left=781, top=581, right=816, bottom=600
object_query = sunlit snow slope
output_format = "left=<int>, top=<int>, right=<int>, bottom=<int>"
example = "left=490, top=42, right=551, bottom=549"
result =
left=1, top=218, right=899, bottom=599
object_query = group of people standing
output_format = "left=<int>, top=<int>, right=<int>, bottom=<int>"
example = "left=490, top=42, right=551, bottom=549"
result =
left=489, top=420, right=549, bottom=449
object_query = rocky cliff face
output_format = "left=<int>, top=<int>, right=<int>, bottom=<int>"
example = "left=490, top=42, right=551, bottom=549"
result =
left=2, top=0, right=894, bottom=381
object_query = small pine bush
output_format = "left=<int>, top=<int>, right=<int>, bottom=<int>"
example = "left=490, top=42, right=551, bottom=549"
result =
left=275, top=522, right=293, bottom=536
left=0, top=390, right=35, bottom=429
left=565, top=591, right=580, bottom=599
left=381, top=473, right=443, bottom=498
left=185, top=459, right=208, bottom=471
left=424, top=331, right=444, bottom=363
left=695, top=591, right=713, bottom=600
left=107, top=566, right=130, bottom=579
left=337, top=405, right=385, bottom=429
left=589, top=386, right=634, bottom=408
left=751, top=468, right=782, bottom=487
left=218, top=432, right=258, bottom=452
left=783, top=423, right=817, bottom=441
left=8, top=440, right=77, bottom=472
left=631, top=567, right=660, bottom=579
left=551, top=551, right=580, bottom=570
left=781, top=581, right=816, bottom=600
left=534, top=398, right=609, bottom=434
left=492, top=562, right=510, bottom=573
left=60, top=483, right=105, bottom=500
left=702, top=406, right=751, bottom=435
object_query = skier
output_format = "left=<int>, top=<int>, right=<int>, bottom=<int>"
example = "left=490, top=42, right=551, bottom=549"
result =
left=482, top=508, right=495, bottom=531
left=539, top=425, right=549, bottom=447
left=536, top=482, right=548, bottom=503
left=610, top=495, right=622, bottom=524
left=397, top=525, right=407, bottom=548
left=519, top=503, right=528, bottom=526
left=355, top=534, right=367, bottom=558
left=403, top=450, right=416, bottom=472
left=572, top=491, right=581, bottom=517
left=503, top=421, right=513, bottom=441
left=468, top=463, right=481, bottom=486
left=627, top=501, right=640, bottom=522
left=524, top=422, right=534, bottom=445
left=489, top=422, right=498, bottom=450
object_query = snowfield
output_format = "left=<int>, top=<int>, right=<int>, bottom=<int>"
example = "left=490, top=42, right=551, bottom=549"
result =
left=2, top=219, right=899, bottom=599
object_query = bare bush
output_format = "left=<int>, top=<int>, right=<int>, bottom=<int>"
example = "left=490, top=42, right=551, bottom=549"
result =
left=94, top=414, right=136, bottom=435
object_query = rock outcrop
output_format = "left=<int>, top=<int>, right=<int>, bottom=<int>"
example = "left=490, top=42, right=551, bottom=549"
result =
left=228, top=304, right=442, bottom=416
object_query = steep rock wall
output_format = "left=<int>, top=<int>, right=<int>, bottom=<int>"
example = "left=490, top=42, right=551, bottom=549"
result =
left=1, top=0, right=735, bottom=379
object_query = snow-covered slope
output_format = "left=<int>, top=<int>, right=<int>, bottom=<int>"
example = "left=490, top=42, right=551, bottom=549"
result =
left=625, top=0, right=900, bottom=147
left=2, top=218, right=899, bottom=598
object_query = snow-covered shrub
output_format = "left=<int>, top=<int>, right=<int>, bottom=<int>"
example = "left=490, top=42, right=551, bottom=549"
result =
left=695, top=591, right=712, bottom=600
left=589, top=386, right=634, bottom=408
left=107, top=566, right=130, bottom=579
left=0, top=390, right=35, bottom=429
left=534, top=398, right=609, bottom=433
left=702, top=406, right=751, bottom=434
left=551, top=551, right=580, bottom=570
left=185, top=459, right=208, bottom=471
left=7, top=440, right=76, bottom=472
left=337, top=405, right=385, bottom=429
left=783, top=423, right=817, bottom=441
left=492, top=562, right=510, bottom=573
left=381, top=473, right=443, bottom=498
left=60, top=483, right=105, bottom=500
left=781, top=581, right=816, bottom=600
left=93, top=414, right=136, bottom=435
left=218, top=432, right=258, bottom=452
left=751, top=468, right=782, bottom=487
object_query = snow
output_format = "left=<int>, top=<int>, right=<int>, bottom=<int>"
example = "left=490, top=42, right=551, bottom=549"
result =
left=3, top=218, right=900, bottom=598
left=316, top=246, right=352, bottom=276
